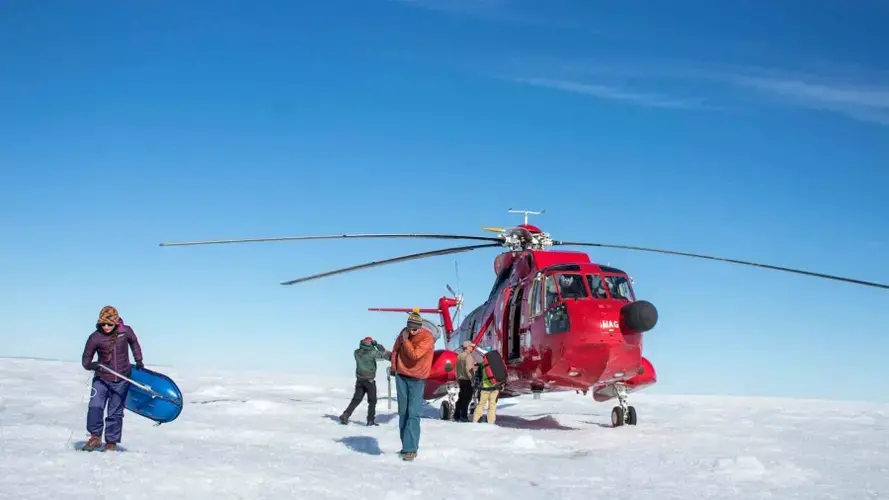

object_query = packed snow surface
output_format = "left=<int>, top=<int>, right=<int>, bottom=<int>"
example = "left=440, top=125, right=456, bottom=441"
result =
left=1, top=358, right=888, bottom=499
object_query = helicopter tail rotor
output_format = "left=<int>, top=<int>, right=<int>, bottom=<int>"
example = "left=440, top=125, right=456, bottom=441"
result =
left=446, top=260, right=465, bottom=327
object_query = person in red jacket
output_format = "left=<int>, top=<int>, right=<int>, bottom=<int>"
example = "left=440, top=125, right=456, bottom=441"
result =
left=80, top=305, right=144, bottom=451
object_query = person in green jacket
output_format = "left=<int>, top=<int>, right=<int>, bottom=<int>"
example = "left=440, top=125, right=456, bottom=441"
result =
left=339, top=337, right=391, bottom=426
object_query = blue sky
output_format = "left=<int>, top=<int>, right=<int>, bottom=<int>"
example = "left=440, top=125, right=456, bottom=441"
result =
left=1, top=0, right=887, bottom=402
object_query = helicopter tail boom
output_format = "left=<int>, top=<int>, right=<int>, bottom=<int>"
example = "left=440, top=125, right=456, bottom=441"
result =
left=368, top=296, right=460, bottom=335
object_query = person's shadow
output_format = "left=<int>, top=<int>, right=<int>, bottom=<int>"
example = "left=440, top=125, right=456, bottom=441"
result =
left=335, top=436, right=382, bottom=455
left=323, top=412, right=399, bottom=425
left=70, top=440, right=129, bottom=452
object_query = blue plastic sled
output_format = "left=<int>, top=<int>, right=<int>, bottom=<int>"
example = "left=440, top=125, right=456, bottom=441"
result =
left=101, top=364, right=184, bottom=424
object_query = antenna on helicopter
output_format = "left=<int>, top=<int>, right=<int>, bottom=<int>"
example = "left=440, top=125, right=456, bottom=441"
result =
left=508, top=208, right=545, bottom=225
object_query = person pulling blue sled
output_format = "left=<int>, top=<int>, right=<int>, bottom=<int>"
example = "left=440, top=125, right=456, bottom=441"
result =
left=79, top=306, right=184, bottom=452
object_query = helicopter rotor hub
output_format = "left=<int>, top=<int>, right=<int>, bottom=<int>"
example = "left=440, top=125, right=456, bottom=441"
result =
left=500, top=229, right=553, bottom=251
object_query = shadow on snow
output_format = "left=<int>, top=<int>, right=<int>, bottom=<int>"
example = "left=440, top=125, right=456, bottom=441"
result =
left=335, top=436, right=382, bottom=455
left=70, top=440, right=129, bottom=452
left=491, top=414, right=579, bottom=431
left=323, top=413, right=399, bottom=425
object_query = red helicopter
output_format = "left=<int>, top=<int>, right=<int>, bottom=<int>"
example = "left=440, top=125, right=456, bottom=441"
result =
left=159, top=209, right=889, bottom=427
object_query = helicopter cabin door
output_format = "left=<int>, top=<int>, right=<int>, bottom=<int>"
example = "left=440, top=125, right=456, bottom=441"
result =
left=505, top=285, right=524, bottom=361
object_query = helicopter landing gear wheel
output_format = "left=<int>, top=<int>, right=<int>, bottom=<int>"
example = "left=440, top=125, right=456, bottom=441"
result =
left=440, top=400, right=454, bottom=421
left=611, top=406, right=624, bottom=427
left=610, top=383, right=635, bottom=427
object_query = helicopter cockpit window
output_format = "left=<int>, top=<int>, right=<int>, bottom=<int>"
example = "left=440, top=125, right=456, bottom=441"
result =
left=603, top=275, right=634, bottom=301
left=556, top=273, right=587, bottom=299
left=545, top=302, right=569, bottom=334
left=586, top=274, right=609, bottom=299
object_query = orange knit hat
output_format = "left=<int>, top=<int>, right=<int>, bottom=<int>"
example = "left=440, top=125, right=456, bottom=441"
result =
left=97, top=305, right=120, bottom=326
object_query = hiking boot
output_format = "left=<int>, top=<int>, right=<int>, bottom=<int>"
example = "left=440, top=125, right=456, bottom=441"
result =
left=402, top=452, right=417, bottom=461
left=103, top=442, right=118, bottom=451
left=338, top=415, right=348, bottom=425
left=81, top=434, right=102, bottom=451
left=367, top=418, right=378, bottom=426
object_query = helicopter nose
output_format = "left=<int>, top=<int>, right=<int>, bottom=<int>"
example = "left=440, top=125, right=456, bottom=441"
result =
left=620, top=300, right=658, bottom=333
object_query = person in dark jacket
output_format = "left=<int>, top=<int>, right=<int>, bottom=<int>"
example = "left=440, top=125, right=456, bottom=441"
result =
left=454, top=341, right=476, bottom=422
left=339, top=337, right=391, bottom=426
left=80, top=305, right=144, bottom=451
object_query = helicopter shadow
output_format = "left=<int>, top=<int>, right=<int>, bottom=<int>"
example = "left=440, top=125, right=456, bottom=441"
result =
left=334, top=436, right=382, bottom=455
left=578, top=420, right=614, bottom=429
left=417, top=401, right=519, bottom=420
left=493, top=414, right=579, bottom=431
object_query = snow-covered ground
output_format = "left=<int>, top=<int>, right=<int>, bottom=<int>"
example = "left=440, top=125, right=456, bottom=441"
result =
left=1, top=358, right=887, bottom=499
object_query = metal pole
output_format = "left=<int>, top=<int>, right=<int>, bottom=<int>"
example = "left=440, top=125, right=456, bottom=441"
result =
left=98, top=364, right=154, bottom=393
left=97, top=364, right=180, bottom=405
left=387, top=370, right=392, bottom=410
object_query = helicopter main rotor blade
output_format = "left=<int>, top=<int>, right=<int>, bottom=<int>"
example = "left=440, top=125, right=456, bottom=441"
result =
left=280, top=243, right=502, bottom=286
left=553, top=240, right=889, bottom=290
left=159, top=233, right=502, bottom=247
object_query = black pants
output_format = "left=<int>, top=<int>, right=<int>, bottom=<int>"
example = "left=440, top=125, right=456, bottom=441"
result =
left=455, top=379, right=473, bottom=421
left=342, top=378, right=377, bottom=421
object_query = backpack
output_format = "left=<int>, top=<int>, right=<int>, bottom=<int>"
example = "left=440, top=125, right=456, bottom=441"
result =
left=481, top=350, right=507, bottom=386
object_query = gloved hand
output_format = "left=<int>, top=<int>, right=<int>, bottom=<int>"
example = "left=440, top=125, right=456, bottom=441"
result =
left=86, top=361, right=99, bottom=371
left=135, top=360, right=144, bottom=370
left=387, top=366, right=395, bottom=377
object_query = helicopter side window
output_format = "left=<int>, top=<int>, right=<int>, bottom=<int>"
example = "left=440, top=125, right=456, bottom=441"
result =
left=529, top=276, right=542, bottom=317
left=459, top=305, right=482, bottom=345
left=603, top=275, right=634, bottom=301
left=586, top=274, right=609, bottom=299
left=556, top=273, right=587, bottom=299
left=545, top=302, right=569, bottom=334
left=543, top=275, right=558, bottom=310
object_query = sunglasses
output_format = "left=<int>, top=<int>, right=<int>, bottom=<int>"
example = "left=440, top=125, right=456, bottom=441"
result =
left=98, top=323, right=115, bottom=328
